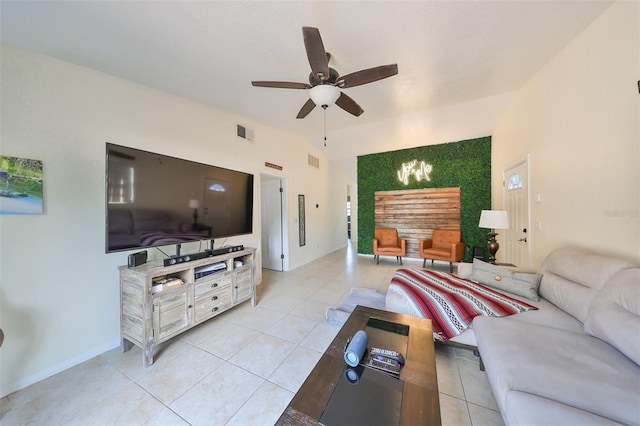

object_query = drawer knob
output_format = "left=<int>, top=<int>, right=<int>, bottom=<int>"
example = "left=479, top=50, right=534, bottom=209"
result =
left=211, top=295, right=218, bottom=301
left=212, top=307, right=218, bottom=312
left=211, top=283, right=218, bottom=288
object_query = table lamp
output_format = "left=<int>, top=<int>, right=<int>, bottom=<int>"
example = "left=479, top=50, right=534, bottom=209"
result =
left=479, top=210, right=509, bottom=263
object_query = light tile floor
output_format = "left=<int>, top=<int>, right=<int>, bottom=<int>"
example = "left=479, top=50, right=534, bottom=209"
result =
left=1, top=243, right=504, bottom=426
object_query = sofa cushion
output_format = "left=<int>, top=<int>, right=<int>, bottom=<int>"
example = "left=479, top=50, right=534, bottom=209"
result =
left=503, top=391, right=623, bottom=426
left=585, top=268, right=640, bottom=365
left=474, top=316, right=640, bottom=425
left=469, top=259, right=542, bottom=301
left=539, top=248, right=635, bottom=322
left=500, top=296, right=584, bottom=334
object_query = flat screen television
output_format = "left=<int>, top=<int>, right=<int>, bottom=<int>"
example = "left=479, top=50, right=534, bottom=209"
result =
left=105, top=143, right=254, bottom=253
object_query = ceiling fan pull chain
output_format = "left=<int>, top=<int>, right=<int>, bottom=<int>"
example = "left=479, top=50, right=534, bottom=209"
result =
left=323, top=105, right=328, bottom=146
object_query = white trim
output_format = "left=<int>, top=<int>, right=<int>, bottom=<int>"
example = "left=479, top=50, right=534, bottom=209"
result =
left=503, top=154, right=529, bottom=175
left=1, top=339, right=120, bottom=398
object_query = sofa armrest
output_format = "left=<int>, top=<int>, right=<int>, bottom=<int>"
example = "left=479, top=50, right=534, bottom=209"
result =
left=372, top=238, right=379, bottom=251
left=399, top=238, right=406, bottom=250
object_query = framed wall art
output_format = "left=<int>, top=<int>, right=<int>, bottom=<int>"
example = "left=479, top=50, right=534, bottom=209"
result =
left=0, top=155, right=44, bottom=214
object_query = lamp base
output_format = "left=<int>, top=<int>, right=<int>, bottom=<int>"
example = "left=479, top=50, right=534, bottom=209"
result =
left=486, top=232, right=499, bottom=264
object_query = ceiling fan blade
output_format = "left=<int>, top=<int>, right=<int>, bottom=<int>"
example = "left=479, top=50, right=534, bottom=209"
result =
left=252, top=81, right=311, bottom=89
left=337, top=64, right=398, bottom=88
left=296, top=98, right=316, bottom=119
left=302, top=26, right=330, bottom=81
left=335, top=92, right=364, bottom=117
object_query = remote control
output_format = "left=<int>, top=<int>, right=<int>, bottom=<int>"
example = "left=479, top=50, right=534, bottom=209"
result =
left=370, top=347, right=405, bottom=364
left=368, top=355, right=402, bottom=374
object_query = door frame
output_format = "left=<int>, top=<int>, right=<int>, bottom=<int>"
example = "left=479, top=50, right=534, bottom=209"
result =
left=502, top=154, right=532, bottom=267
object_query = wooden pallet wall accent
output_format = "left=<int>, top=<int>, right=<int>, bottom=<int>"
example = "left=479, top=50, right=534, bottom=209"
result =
left=375, top=187, right=461, bottom=258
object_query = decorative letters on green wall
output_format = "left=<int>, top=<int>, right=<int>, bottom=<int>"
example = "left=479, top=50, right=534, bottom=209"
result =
left=357, top=136, right=492, bottom=260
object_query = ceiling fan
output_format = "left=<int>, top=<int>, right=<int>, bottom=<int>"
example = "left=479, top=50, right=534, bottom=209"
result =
left=252, top=27, right=398, bottom=119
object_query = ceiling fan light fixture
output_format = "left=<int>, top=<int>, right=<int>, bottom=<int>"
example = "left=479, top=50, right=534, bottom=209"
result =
left=309, top=84, right=340, bottom=107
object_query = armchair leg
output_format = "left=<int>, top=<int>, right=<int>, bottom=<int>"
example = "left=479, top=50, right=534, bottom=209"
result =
left=374, top=255, right=379, bottom=265
left=397, top=256, right=403, bottom=265
left=422, top=258, right=426, bottom=268
left=450, top=262, right=453, bottom=273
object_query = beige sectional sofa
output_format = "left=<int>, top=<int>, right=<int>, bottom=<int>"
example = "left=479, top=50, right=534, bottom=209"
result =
left=473, top=248, right=640, bottom=425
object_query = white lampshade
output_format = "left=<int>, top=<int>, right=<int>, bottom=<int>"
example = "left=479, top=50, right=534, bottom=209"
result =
left=309, top=84, right=340, bottom=107
left=189, top=199, right=200, bottom=209
left=479, top=210, right=509, bottom=230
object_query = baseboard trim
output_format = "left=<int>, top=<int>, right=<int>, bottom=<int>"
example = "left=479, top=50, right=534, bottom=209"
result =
left=1, top=339, right=120, bottom=398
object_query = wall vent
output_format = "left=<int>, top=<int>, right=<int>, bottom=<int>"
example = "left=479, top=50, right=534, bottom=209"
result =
left=308, top=154, right=320, bottom=169
left=236, top=124, right=254, bottom=142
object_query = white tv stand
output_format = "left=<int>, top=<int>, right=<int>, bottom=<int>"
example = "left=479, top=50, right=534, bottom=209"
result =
left=118, top=247, right=256, bottom=367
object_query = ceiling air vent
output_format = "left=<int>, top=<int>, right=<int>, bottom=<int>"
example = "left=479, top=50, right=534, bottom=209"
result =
left=236, top=124, right=254, bottom=142
left=308, top=154, right=320, bottom=169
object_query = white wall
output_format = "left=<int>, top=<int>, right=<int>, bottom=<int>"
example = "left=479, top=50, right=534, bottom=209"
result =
left=327, top=92, right=515, bottom=181
left=492, top=1, right=640, bottom=267
left=0, top=44, right=350, bottom=395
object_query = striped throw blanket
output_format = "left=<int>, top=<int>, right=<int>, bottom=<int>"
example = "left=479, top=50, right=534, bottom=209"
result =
left=390, top=268, right=538, bottom=342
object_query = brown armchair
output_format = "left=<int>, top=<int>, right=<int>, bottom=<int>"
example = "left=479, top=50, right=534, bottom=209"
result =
left=420, top=230, right=464, bottom=272
left=373, top=228, right=406, bottom=265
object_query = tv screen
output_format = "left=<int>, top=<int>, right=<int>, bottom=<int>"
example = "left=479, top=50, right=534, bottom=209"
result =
left=105, top=143, right=253, bottom=253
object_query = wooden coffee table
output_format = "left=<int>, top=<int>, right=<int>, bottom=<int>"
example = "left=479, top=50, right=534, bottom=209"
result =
left=277, top=305, right=441, bottom=425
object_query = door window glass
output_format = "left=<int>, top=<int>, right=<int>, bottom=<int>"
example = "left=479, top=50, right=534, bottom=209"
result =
left=508, top=173, right=523, bottom=190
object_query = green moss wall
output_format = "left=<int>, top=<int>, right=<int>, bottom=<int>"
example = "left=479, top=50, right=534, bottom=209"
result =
left=357, top=136, right=491, bottom=260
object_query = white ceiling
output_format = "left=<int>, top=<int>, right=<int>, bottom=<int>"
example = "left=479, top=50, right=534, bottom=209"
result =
left=0, top=0, right=613, bottom=161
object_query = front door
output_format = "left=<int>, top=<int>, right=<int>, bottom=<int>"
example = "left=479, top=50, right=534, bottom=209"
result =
left=503, top=158, right=530, bottom=268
